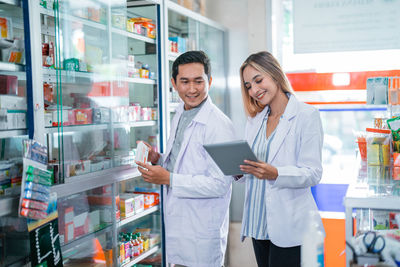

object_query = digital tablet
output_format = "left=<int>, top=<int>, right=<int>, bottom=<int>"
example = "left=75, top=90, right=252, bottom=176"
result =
left=203, top=140, right=258, bottom=176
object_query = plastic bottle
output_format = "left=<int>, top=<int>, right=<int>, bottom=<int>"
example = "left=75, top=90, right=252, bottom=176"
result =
left=124, top=234, right=131, bottom=262
left=301, top=211, right=325, bottom=267
left=132, top=233, right=140, bottom=257
left=137, top=232, right=144, bottom=254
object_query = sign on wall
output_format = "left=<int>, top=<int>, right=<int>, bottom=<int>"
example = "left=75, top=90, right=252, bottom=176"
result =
left=293, top=0, right=400, bottom=53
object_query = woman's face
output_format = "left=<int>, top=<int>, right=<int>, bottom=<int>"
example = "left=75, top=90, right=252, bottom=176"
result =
left=242, top=65, right=279, bottom=106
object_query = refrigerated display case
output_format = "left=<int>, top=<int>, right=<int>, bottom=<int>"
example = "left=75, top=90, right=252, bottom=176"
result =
left=34, top=0, right=164, bottom=265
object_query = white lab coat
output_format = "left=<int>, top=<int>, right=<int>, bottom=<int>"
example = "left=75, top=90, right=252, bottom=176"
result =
left=161, top=98, right=236, bottom=267
left=240, top=94, right=325, bottom=247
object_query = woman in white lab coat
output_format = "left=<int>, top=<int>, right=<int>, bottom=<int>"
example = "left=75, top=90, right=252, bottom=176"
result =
left=238, top=51, right=324, bottom=267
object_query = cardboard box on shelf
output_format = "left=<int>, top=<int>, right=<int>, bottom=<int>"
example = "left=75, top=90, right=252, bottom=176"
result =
left=0, top=75, right=18, bottom=95
left=120, top=194, right=135, bottom=218
left=0, top=95, right=26, bottom=110
left=177, top=0, right=206, bottom=15
left=74, top=212, right=89, bottom=238
left=88, top=210, right=100, bottom=232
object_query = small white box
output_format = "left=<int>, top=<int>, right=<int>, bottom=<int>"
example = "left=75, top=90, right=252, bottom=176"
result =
left=136, top=141, right=149, bottom=164
left=0, top=95, right=26, bottom=110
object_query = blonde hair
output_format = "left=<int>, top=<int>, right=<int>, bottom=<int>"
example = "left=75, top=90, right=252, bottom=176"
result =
left=240, top=51, right=295, bottom=117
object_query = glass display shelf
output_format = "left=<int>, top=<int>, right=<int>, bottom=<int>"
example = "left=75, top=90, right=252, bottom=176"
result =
left=121, top=245, right=160, bottom=267
left=112, top=27, right=156, bottom=44
left=39, top=6, right=107, bottom=31
left=344, top=162, right=400, bottom=211
left=0, top=62, right=25, bottom=72
left=44, top=120, right=157, bottom=134
left=0, top=0, right=20, bottom=6
left=344, top=160, right=400, bottom=266
left=61, top=223, right=113, bottom=252
left=118, top=205, right=159, bottom=228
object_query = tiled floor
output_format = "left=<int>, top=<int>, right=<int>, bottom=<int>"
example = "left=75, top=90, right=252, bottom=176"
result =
left=227, top=222, right=258, bottom=267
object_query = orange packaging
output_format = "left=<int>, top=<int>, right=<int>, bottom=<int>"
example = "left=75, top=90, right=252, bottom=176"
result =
left=0, top=17, right=10, bottom=39
left=43, top=83, right=54, bottom=103
left=129, top=17, right=155, bottom=39
left=393, top=153, right=400, bottom=180
left=356, top=137, right=367, bottom=161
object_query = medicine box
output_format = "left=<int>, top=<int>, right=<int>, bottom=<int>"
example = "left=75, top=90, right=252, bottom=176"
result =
left=120, top=194, right=135, bottom=218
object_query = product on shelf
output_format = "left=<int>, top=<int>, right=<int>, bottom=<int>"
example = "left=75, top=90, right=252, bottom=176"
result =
left=39, top=0, right=54, bottom=10
left=2, top=39, right=24, bottom=64
left=42, top=42, right=54, bottom=68
left=169, top=36, right=186, bottom=53
left=367, top=77, right=388, bottom=105
left=112, top=12, right=127, bottom=29
left=0, top=109, right=26, bottom=130
left=389, top=77, right=400, bottom=105
left=0, top=17, right=13, bottom=40
left=0, top=75, right=18, bottom=95
left=129, top=17, right=156, bottom=39
left=120, top=194, right=135, bottom=218
left=366, top=128, right=391, bottom=182
left=43, top=83, right=54, bottom=103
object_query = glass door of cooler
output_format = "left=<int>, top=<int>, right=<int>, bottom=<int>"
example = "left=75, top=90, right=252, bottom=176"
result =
left=0, top=0, right=31, bottom=265
left=41, top=0, right=114, bottom=182
left=114, top=2, right=163, bottom=266
left=166, top=9, right=197, bottom=134
left=40, top=0, right=161, bottom=182
left=198, top=23, right=227, bottom=114
left=111, top=1, right=160, bottom=170
left=57, top=184, right=116, bottom=266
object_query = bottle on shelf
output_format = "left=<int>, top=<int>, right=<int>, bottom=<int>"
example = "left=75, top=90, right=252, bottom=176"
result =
left=301, top=211, right=325, bottom=267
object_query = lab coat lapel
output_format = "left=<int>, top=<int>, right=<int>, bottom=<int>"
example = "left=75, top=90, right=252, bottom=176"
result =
left=267, top=95, right=298, bottom=163
left=163, top=103, right=184, bottom=164
left=173, top=98, right=212, bottom=171
left=248, top=107, right=269, bottom=146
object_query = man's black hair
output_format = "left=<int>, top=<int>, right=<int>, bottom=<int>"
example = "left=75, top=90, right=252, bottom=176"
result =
left=172, top=50, right=211, bottom=82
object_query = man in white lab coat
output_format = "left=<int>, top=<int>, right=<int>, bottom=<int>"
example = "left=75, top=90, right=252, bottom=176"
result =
left=136, top=51, right=236, bottom=267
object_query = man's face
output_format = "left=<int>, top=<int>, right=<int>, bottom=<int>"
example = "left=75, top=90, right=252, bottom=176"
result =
left=171, top=63, right=212, bottom=110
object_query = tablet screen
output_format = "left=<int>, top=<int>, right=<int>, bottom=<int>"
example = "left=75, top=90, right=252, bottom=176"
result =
left=203, top=140, right=258, bottom=176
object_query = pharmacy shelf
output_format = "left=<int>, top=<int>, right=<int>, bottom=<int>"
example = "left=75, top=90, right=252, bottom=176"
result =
left=61, top=224, right=112, bottom=252
left=118, top=205, right=159, bottom=228
left=127, top=0, right=162, bottom=7
left=168, top=52, right=180, bottom=62
left=112, top=27, right=156, bottom=44
left=0, top=0, right=20, bottom=6
left=39, top=7, right=107, bottom=31
left=0, top=129, right=27, bottom=139
left=45, top=121, right=157, bottom=134
left=123, top=77, right=157, bottom=85
left=42, top=68, right=156, bottom=85
left=344, top=182, right=400, bottom=211
left=122, top=245, right=160, bottom=267
left=0, top=62, right=25, bottom=72
left=51, top=166, right=141, bottom=198
left=45, top=124, right=111, bottom=134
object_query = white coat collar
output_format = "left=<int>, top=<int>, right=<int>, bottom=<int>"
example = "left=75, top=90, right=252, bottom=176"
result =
left=175, top=97, right=213, bottom=125
left=248, top=94, right=299, bottom=162
left=163, top=97, right=213, bottom=165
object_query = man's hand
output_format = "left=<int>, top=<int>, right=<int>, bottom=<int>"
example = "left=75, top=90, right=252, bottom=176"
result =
left=136, top=141, right=160, bottom=164
left=239, top=160, right=278, bottom=180
left=136, top=161, right=170, bottom=185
